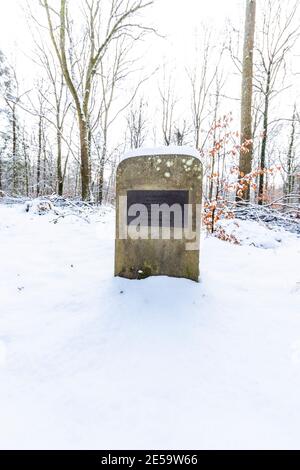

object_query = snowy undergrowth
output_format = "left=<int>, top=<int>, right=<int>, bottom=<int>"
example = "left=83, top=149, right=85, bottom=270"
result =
left=216, top=218, right=286, bottom=249
left=0, top=204, right=300, bottom=449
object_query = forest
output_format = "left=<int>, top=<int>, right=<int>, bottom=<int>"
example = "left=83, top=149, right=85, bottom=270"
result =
left=0, top=0, right=299, bottom=229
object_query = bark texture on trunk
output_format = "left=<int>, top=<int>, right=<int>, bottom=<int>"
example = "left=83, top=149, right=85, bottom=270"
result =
left=286, top=105, right=296, bottom=196
left=238, top=0, right=256, bottom=201
left=57, top=124, right=63, bottom=196
left=258, top=68, right=270, bottom=205
left=36, top=115, right=42, bottom=197
left=12, top=103, right=17, bottom=193
left=79, top=117, right=90, bottom=201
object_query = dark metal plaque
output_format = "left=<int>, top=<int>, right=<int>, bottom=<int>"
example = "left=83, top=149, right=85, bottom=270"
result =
left=127, top=190, right=189, bottom=228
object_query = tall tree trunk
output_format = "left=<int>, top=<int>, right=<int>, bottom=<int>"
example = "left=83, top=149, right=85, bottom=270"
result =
left=258, top=68, right=271, bottom=205
left=238, top=0, right=256, bottom=201
left=36, top=115, right=42, bottom=197
left=98, top=157, right=105, bottom=205
left=209, top=87, right=220, bottom=201
left=0, top=154, right=2, bottom=191
left=79, top=116, right=90, bottom=201
left=12, top=103, right=17, bottom=194
left=42, top=0, right=153, bottom=200
left=98, top=135, right=106, bottom=204
left=57, top=124, right=63, bottom=196
left=286, top=104, right=296, bottom=196
left=98, top=121, right=108, bottom=205
left=23, top=138, right=29, bottom=197
left=74, top=162, right=80, bottom=197
left=43, top=144, right=47, bottom=194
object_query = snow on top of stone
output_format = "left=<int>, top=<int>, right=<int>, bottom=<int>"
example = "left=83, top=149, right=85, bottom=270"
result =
left=123, top=145, right=200, bottom=159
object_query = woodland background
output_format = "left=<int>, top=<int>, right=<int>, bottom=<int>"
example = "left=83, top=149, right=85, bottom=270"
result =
left=0, top=0, right=299, bottom=222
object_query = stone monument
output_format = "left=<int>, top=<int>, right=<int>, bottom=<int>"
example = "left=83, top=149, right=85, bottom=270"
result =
left=115, top=147, right=202, bottom=281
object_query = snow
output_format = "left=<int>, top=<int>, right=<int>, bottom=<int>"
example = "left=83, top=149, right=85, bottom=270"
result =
left=123, top=145, right=200, bottom=159
left=216, top=218, right=285, bottom=249
left=0, top=203, right=300, bottom=450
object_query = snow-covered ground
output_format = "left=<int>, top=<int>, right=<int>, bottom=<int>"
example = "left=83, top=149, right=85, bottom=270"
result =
left=0, top=203, right=300, bottom=450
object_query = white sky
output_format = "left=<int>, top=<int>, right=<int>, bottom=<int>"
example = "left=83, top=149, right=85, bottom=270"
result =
left=0, top=0, right=243, bottom=76
left=0, top=0, right=244, bottom=146
left=0, top=0, right=299, bottom=153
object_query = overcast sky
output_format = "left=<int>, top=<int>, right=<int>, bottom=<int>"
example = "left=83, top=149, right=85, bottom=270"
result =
left=1, top=0, right=299, bottom=151
left=0, top=0, right=243, bottom=75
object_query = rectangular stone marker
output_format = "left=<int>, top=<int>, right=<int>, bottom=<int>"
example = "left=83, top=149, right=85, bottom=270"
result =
left=114, top=147, right=202, bottom=281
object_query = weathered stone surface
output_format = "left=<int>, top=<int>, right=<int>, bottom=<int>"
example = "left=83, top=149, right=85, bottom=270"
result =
left=115, top=153, right=202, bottom=281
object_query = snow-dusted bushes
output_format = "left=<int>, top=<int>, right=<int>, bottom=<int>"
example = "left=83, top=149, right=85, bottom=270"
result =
left=214, top=218, right=284, bottom=249
left=24, top=199, right=56, bottom=215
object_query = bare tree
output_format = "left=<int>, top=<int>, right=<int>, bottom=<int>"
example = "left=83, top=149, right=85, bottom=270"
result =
left=33, top=42, right=71, bottom=195
left=158, top=69, right=189, bottom=146
left=159, top=69, right=176, bottom=146
left=3, top=67, right=32, bottom=195
left=284, top=104, right=298, bottom=197
left=40, top=0, right=153, bottom=200
left=89, top=34, right=152, bottom=204
left=173, top=120, right=189, bottom=146
left=208, top=73, right=223, bottom=201
left=188, top=28, right=223, bottom=151
left=126, top=97, right=147, bottom=149
left=21, top=127, right=30, bottom=197
left=255, top=0, right=300, bottom=204
left=0, top=136, right=9, bottom=192
left=34, top=82, right=49, bottom=196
